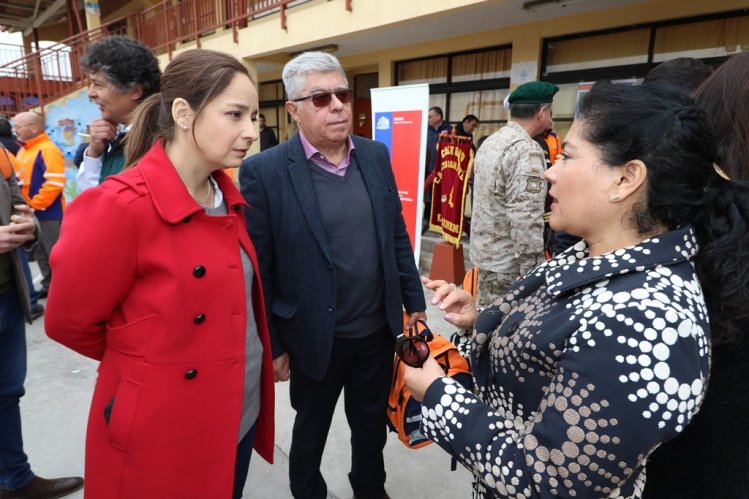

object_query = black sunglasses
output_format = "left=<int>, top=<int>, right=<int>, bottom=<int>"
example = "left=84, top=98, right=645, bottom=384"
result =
left=395, top=325, right=433, bottom=368
left=292, top=88, right=353, bottom=108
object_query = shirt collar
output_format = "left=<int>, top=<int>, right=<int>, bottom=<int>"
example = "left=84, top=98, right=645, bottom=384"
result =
left=298, top=130, right=355, bottom=163
left=205, top=175, right=224, bottom=208
left=22, top=132, right=51, bottom=149
left=544, top=225, right=699, bottom=297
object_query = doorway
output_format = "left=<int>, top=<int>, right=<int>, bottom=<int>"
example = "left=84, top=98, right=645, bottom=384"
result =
left=353, top=72, right=378, bottom=139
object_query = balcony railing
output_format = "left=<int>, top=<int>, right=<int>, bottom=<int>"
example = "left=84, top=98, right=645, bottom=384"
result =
left=0, top=0, right=352, bottom=117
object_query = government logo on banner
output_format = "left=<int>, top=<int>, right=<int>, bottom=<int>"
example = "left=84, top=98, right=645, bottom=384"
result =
left=374, top=109, right=423, bottom=252
left=429, top=135, right=474, bottom=246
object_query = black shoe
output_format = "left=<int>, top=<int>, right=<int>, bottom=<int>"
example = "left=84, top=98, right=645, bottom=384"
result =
left=0, top=475, right=83, bottom=498
left=30, top=304, right=44, bottom=322
left=38, top=288, right=49, bottom=299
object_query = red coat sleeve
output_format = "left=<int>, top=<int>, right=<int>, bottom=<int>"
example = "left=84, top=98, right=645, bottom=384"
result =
left=45, top=185, right=138, bottom=360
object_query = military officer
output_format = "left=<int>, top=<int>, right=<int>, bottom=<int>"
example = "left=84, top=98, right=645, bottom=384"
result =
left=470, top=81, right=559, bottom=307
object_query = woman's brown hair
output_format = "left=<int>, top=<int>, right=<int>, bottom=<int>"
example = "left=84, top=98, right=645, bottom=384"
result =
left=694, top=52, right=749, bottom=183
left=124, top=49, right=252, bottom=166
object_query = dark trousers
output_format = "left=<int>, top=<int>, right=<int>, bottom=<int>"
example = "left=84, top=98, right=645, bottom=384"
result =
left=0, top=288, right=34, bottom=491
left=288, top=327, right=394, bottom=499
left=17, top=250, right=38, bottom=307
left=34, top=219, right=61, bottom=291
left=233, top=423, right=256, bottom=499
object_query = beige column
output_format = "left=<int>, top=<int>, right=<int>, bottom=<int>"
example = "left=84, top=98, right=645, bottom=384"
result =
left=84, top=0, right=101, bottom=31
left=509, top=28, right=543, bottom=90
left=377, top=56, right=392, bottom=88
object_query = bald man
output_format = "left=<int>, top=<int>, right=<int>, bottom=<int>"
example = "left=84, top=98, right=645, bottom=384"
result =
left=13, top=112, right=65, bottom=297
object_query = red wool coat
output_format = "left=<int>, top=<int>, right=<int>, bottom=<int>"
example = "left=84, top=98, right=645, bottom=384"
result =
left=45, top=141, right=274, bottom=499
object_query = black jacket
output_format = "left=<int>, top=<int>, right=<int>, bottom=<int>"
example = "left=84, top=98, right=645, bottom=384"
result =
left=240, top=133, right=425, bottom=380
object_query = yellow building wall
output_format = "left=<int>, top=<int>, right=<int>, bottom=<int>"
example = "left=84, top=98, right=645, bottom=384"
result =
left=149, top=0, right=747, bottom=141
left=238, top=0, right=489, bottom=58
left=221, top=0, right=749, bottom=87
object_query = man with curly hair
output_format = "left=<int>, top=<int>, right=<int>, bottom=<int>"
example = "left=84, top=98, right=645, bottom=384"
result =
left=77, top=36, right=161, bottom=191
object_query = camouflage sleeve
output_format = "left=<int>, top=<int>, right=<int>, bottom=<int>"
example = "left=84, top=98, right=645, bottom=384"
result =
left=504, top=141, right=546, bottom=275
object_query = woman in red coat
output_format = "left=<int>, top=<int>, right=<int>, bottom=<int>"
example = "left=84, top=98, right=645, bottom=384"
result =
left=45, top=49, right=274, bottom=499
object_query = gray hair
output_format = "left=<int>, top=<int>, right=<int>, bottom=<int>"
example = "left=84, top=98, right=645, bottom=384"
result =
left=282, top=51, right=348, bottom=101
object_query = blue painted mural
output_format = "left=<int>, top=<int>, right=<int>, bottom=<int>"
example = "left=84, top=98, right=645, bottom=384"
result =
left=43, top=88, right=100, bottom=162
left=41, top=88, right=100, bottom=201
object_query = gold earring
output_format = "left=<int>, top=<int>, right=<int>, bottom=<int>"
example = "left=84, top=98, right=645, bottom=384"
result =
left=609, top=192, right=620, bottom=202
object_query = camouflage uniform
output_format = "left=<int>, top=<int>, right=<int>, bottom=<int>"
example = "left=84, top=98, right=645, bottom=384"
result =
left=470, top=121, right=546, bottom=307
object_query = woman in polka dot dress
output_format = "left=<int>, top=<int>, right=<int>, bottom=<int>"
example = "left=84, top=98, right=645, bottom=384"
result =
left=404, top=82, right=749, bottom=498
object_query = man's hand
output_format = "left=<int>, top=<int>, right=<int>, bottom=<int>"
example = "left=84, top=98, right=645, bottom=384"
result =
left=272, top=352, right=291, bottom=383
left=86, top=119, right=119, bottom=158
left=404, top=310, right=427, bottom=330
left=1, top=205, right=36, bottom=253
left=10, top=204, right=35, bottom=226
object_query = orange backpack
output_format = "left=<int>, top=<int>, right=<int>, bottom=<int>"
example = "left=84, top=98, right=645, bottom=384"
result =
left=387, top=314, right=472, bottom=449
left=462, top=266, right=478, bottom=299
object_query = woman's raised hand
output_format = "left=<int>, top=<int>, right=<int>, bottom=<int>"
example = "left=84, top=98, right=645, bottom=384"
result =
left=421, top=277, right=478, bottom=330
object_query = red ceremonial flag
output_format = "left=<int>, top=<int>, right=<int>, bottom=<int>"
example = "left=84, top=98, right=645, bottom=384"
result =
left=429, top=136, right=474, bottom=246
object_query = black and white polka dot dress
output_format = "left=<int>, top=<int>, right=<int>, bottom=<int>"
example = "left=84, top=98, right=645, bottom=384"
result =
left=421, top=225, right=710, bottom=498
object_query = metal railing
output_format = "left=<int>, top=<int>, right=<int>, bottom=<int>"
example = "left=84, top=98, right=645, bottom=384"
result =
left=0, top=22, right=128, bottom=118
left=0, top=0, right=352, bottom=117
left=0, top=42, right=25, bottom=66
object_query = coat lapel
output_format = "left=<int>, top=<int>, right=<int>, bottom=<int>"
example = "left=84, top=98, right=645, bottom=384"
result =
left=135, top=140, right=205, bottom=224
left=134, top=140, right=249, bottom=224
left=286, top=135, right=333, bottom=263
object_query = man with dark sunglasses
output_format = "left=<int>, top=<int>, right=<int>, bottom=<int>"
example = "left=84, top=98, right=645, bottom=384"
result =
left=241, top=51, right=426, bottom=499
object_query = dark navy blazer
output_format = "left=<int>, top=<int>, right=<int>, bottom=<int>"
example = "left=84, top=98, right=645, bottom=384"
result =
left=240, top=133, right=426, bottom=381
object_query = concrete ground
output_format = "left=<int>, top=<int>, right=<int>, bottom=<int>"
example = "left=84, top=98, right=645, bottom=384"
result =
left=21, top=261, right=473, bottom=498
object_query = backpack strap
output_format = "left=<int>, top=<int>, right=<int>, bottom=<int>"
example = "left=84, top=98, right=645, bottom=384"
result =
left=0, top=146, right=12, bottom=180
left=462, top=267, right=479, bottom=300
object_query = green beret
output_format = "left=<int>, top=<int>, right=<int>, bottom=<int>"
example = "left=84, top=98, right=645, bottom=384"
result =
left=508, top=81, right=559, bottom=105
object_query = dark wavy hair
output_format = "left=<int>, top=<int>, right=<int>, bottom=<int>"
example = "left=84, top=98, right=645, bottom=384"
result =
left=578, top=82, right=749, bottom=343
left=0, top=118, right=11, bottom=136
left=694, top=52, right=749, bottom=183
left=643, top=57, right=714, bottom=94
left=82, top=35, right=161, bottom=101
left=429, top=106, right=444, bottom=119
left=124, top=49, right=252, bottom=166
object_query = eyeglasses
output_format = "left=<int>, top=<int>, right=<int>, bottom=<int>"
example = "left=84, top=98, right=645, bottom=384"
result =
left=292, top=88, right=353, bottom=108
left=395, top=326, right=433, bottom=368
